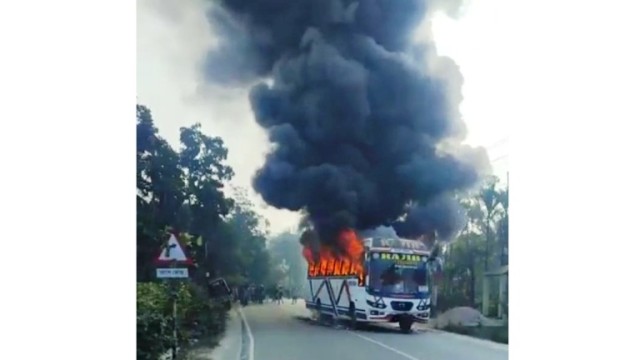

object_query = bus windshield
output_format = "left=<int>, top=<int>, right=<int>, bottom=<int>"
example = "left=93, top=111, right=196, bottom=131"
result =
left=368, top=251, right=429, bottom=295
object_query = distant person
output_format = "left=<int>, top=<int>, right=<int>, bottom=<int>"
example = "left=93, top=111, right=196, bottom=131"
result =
left=291, top=287, right=298, bottom=304
left=232, top=286, right=239, bottom=302
left=257, top=284, right=265, bottom=304
left=276, top=287, right=284, bottom=305
left=239, top=285, right=249, bottom=306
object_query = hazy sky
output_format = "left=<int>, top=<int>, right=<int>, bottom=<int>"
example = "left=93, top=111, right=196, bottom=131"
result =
left=137, top=0, right=509, bottom=235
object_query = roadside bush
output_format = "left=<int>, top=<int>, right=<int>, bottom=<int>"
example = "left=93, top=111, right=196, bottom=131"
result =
left=137, top=282, right=229, bottom=360
left=490, top=326, right=508, bottom=344
left=175, top=282, right=228, bottom=342
left=137, top=283, right=173, bottom=360
left=137, top=311, right=173, bottom=360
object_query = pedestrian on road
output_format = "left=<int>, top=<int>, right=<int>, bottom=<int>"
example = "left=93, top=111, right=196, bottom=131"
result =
left=276, top=287, right=284, bottom=305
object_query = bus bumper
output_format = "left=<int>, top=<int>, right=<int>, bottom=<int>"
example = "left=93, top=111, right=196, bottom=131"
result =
left=367, top=311, right=430, bottom=323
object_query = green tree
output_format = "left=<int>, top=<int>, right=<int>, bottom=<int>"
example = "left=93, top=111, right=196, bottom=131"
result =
left=440, top=231, right=484, bottom=308
left=178, top=123, right=235, bottom=282
left=208, top=186, right=272, bottom=286
left=437, top=177, right=509, bottom=309
left=477, top=177, right=506, bottom=271
left=269, top=231, right=306, bottom=292
left=137, top=104, right=278, bottom=358
left=137, top=105, right=186, bottom=281
left=438, top=194, right=486, bottom=307
left=496, top=184, right=509, bottom=266
left=137, top=106, right=238, bottom=283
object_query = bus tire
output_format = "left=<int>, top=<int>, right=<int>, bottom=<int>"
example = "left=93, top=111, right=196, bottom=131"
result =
left=399, top=316, right=413, bottom=333
left=315, top=299, right=325, bottom=323
left=349, top=302, right=357, bottom=329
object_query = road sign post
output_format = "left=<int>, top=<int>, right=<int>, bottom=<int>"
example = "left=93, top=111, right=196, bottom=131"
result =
left=154, top=233, right=193, bottom=360
left=169, top=275, right=179, bottom=360
left=172, top=275, right=181, bottom=360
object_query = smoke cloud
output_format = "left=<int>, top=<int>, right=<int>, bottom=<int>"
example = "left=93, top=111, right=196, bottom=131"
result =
left=204, top=0, right=485, bottom=246
left=358, top=225, right=400, bottom=239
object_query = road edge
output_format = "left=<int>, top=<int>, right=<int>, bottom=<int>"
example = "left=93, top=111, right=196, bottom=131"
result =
left=237, top=307, right=255, bottom=360
left=427, top=327, right=508, bottom=351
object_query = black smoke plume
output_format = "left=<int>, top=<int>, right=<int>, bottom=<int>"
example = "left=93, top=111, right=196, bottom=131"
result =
left=204, top=0, right=485, bottom=247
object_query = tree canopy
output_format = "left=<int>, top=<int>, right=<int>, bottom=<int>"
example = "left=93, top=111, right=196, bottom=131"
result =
left=268, top=231, right=307, bottom=291
left=438, top=177, right=509, bottom=310
left=136, top=104, right=272, bottom=286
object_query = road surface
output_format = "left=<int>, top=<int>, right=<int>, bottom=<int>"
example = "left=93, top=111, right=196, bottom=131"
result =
left=238, top=301, right=508, bottom=360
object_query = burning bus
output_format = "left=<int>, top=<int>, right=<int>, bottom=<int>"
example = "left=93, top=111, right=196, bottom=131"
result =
left=205, top=0, right=482, bottom=334
left=304, top=230, right=441, bottom=333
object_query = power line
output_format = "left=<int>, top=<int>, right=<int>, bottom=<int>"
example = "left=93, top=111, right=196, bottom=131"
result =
left=486, top=137, right=509, bottom=150
left=491, top=154, right=508, bottom=163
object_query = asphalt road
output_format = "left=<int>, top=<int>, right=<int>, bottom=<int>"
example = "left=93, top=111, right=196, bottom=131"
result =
left=238, top=301, right=508, bottom=360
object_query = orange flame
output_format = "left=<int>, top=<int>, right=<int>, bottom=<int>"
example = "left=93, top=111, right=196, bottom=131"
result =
left=302, top=229, right=365, bottom=285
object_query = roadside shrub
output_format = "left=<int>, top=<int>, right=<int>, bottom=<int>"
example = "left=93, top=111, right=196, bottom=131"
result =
left=137, top=311, right=173, bottom=360
left=137, top=281, right=229, bottom=359
left=490, top=326, right=508, bottom=344
left=137, top=283, right=173, bottom=360
left=175, top=282, right=228, bottom=342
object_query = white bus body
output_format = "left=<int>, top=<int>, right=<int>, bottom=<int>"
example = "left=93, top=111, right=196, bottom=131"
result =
left=304, top=237, right=438, bottom=332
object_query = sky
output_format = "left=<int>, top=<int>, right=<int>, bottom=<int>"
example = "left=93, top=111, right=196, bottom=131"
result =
left=137, top=0, right=510, bottom=235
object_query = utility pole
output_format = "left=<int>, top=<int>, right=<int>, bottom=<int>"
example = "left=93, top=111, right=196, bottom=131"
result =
left=280, top=259, right=290, bottom=292
left=501, top=172, right=509, bottom=266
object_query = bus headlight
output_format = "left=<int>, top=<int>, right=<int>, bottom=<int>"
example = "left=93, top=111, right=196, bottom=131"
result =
left=366, top=300, right=387, bottom=309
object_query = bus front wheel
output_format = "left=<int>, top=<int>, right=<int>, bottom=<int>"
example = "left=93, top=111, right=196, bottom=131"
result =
left=349, top=302, right=357, bottom=329
left=399, top=316, right=413, bottom=333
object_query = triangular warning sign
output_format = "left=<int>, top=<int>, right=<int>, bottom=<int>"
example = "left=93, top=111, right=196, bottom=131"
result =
left=155, top=234, right=193, bottom=265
